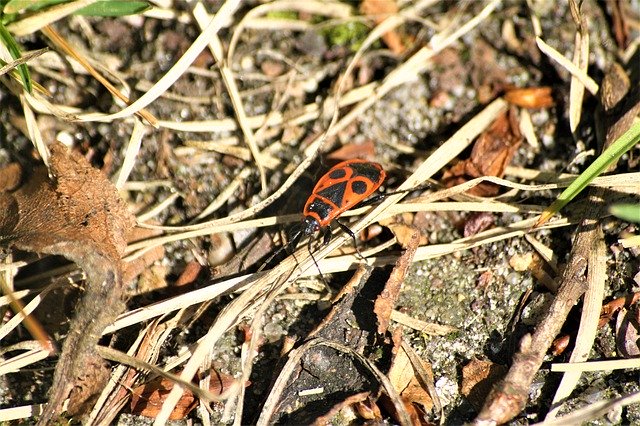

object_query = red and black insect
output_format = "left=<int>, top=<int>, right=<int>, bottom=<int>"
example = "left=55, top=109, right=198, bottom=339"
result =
left=291, top=159, right=386, bottom=248
left=260, top=159, right=386, bottom=271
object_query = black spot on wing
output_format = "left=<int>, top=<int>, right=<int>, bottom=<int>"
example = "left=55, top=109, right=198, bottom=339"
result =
left=351, top=180, right=368, bottom=195
left=328, top=168, right=347, bottom=179
left=348, top=162, right=383, bottom=184
left=316, top=181, right=346, bottom=207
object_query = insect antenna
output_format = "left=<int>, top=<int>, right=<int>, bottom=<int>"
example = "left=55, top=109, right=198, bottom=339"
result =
left=360, top=182, right=433, bottom=207
left=306, top=233, right=327, bottom=285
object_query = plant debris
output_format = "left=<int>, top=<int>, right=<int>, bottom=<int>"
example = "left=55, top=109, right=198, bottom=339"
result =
left=0, top=142, right=134, bottom=424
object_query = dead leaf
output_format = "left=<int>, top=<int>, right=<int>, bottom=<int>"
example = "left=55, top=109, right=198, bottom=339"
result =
left=551, top=334, right=571, bottom=356
left=174, top=260, right=203, bottom=287
left=0, top=142, right=135, bottom=424
left=600, top=292, right=640, bottom=327
left=327, top=140, right=376, bottom=162
left=504, top=87, right=554, bottom=109
left=129, top=369, right=239, bottom=420
left=461, top=359, right=507, bottom=410
left=380, top=214, right=429, bottom=248
left=387, top=342, right=434, bottom=415
left=463, top=212, right=495, bottom=237
left=360, top=0, right=405, bottom=54
left=311, top=392, right=373, bottom=426
left=123, top=224, right=165, bottom=286
left=442, top=108, right=523, bottom=196
left=354, top=396, right=382, bottom=421
left=374, top=229, right=420, bottom=334
left=616, top=307, right=640, bottom=358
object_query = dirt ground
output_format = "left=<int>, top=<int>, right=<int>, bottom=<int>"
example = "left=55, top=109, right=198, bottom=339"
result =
left=0, top=0, right=639, bottom=425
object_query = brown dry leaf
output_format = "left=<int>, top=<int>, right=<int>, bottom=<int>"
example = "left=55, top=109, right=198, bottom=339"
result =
left=553, top=293, right=640, bottom=357
left=0, top=142, right=135, bottom=423
left=615, top=307, right=640, bottom=358
left=551, top=334, right=571, bottom=356
left=607, top=0, right=630, bottom=49
left=442, top=108, right=523, bottom=196
left=509, top=252, right=556, bottom=292
left=461, top=359, right=507, bottom=410
left=374, top=229, right=420, bottom=334
left=0, top=143, right=132, bottom=258
left=354, top=396, right=382, bottom=421
left=174, top=260, right=203, bottom=287
left=327, top=140, right=376, bottom=162
left=504, top=87, right=554, bottom=109
left=600, top=292, right=640, bottom=327
left=0, top=162, right=22, bottom=191
left=359, top=0, right=405, bottom=54
left=123, top=224, right=165, bottom=286
left=388, top=342, right=434, bottom=415
left=129, top=369, right=239, bottom=420
left=311, top=392, right=373, bottom=426
left=380, top=214, right=428, bottom=248
left=463, top=212, right=495, bottom=237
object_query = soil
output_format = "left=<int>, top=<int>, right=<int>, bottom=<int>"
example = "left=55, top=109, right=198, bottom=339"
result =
left=0, top=0, right=639, bottom=425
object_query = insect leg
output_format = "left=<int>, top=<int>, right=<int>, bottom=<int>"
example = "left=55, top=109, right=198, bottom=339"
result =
left=335, top=219, right=363, bottom=259
left=321, top=224, right=332, bottom=245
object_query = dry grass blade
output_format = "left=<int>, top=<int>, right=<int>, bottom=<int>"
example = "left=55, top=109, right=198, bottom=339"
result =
left=551, top=358, right=640, bottom=373
left=0, top=403, right=43, bottom=422
left=78, top=0, right=242, bottom=122
left=545, top=226, right=606, bottom=420
left=0, top=276, right=57, bottom=344
left=0, top=348, right=50, bottom=376
left=96, top=346, right=227, bottom=403
left=115, top=118, right=146, bottom=189
left=19, top=94, right=48, bottom=165
left=390, top=310, right=458, bottom=336
left=0, top=48, right=48, bottom=76
left=41, top=25, right=158, bottom=126
left=533, top=390, right=640, bottom=426
left=535, top=36, right=598, bottom=95
left=568, top=0, right=589, bottom=133
left=193, top=3, right=267, bottom=191
left=6, top=0, right=99, bottom=36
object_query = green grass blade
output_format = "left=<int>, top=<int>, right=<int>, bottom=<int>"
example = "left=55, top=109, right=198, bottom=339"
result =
left=0, top=21, right=32, bottom=93
left=4, top=0, right=150, bottom=16
left=610, top=204, right=640, bottom=223
left=536, top=121, right=640, bottom=226
left=76, top=0, right=150, bottom=16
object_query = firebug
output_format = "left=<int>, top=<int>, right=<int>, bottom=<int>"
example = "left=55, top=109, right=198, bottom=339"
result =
left=260, top=159, right=386, bottom=271
left=293, top=159, right=386, bottom=248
